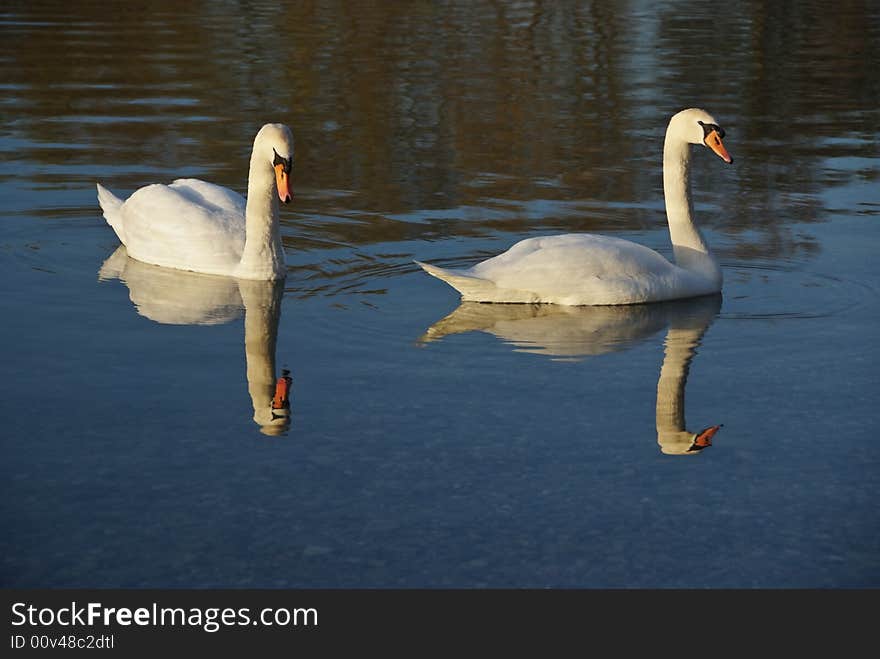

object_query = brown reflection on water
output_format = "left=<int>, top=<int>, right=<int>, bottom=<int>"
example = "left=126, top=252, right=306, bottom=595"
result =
left=3, top=1, right=879, bottom=272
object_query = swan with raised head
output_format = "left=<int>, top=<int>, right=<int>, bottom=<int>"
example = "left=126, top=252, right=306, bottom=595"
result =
left=96, top=123, right=294, bottom=281
left=416, top=108, right=732, bottom=305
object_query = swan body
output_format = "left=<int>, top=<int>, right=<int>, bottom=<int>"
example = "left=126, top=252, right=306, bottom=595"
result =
left=97, top=123, right=294, bottom=280
left=417, top=108, right=732, bottom=305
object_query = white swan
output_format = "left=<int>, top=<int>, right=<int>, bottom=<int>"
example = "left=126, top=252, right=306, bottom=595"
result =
left=96, top=123, right=294, bottom=281
left=416, top=108, right=733, bottom=305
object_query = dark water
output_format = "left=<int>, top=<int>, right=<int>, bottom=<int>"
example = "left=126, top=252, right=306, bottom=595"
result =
left=2, top=1, right=878, bottom=587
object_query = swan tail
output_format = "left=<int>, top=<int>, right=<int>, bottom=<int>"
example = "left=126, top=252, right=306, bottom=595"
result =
left=96, top=183, right=126, bottom=244
left=415, top=260, right=499, bottom=302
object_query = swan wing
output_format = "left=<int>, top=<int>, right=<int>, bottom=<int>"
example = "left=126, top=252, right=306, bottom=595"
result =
left=472, top=234, right=681, bottom=305
left=169, top=178, right=246, bottom=217
left=118, top=181, right=246, bottom=275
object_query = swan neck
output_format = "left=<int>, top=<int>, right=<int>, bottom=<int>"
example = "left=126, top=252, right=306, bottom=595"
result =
left=662, top=130, right=723, bottom=289
left=663, top=136, right=708, bottom=253
left=656, top=328, right=697, bottom=432
left=238, top=146, right=285, bottom=279
left=240, top=279, right=285, bottom=429
left=655, top=324, right=708, bottom=454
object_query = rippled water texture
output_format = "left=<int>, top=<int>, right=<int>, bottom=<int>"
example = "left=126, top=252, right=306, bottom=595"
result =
left=1, top=1, right=878, bottom=587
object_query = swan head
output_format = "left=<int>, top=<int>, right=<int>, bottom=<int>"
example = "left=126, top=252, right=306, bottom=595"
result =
left=659, top=424, right=724, bottom=455
left=255, top=123, right=295, bottom=203
left=258, top=370, right=293, bottom=436
left=671, top=108, right=733, bottom=164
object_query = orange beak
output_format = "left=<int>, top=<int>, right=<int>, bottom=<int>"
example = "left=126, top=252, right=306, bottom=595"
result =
left=274, top=163, right=292, bottom=203
left=704, top=130, right=733, bottom=164
left=692, top=424, right=723, bottom=449
left=272, top=372, right=292, bottom=410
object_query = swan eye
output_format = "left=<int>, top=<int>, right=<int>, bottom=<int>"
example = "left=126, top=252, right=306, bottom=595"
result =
left=697, top=120, right=725, bottom=140
left=273, top=148, right=292, bottom=174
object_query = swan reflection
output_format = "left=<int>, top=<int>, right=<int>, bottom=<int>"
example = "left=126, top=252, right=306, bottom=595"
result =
left=420, top=295, right=724, bottom=455
left=99, top=246, right=292, bottom=436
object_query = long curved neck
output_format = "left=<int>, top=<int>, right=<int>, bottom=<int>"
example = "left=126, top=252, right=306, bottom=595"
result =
left=662, top=133, right=720, bottom=283
left=655, top=325, right=705, bottom=454
left=239, top=278, right=288, bottom=433
left=237, top=148, right=285, bottom=279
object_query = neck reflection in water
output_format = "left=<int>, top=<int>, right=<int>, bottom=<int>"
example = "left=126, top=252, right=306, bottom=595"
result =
left=99, top=246, right=292, bottom=436
left=420, top=294, right=724, bottom=455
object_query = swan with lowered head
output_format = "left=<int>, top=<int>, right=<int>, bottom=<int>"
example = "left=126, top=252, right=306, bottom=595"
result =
left=416, top=108, right=732, bottom=305
left=97, top=123, right=294, bottom=280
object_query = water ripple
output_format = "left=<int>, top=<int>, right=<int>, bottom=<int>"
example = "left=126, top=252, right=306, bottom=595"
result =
left=720, top=261, right=877, bottom=320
